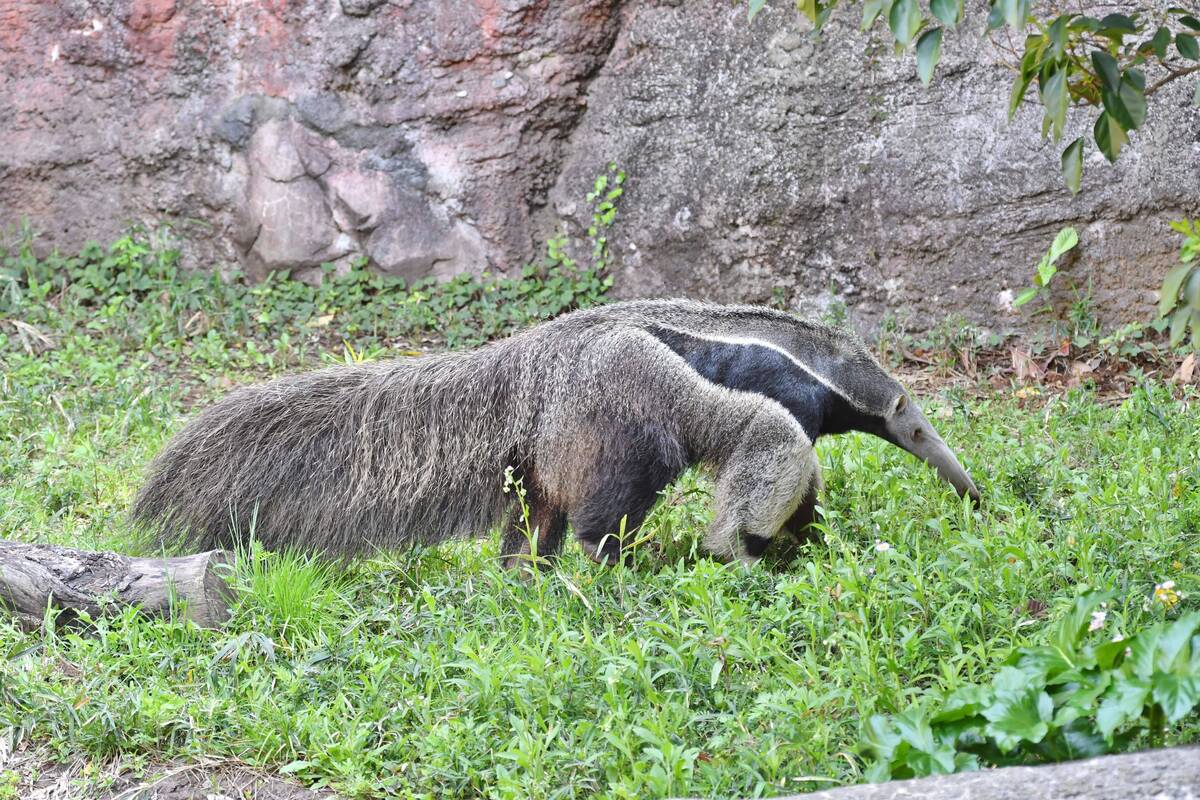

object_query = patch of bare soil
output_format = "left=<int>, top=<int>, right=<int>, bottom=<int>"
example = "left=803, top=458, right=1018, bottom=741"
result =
left=889, top=341, right=1198, bottom=404
left=1, top=743, right=338, bottom=800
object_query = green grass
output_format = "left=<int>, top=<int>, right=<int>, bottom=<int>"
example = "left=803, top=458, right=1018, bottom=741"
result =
left=1, top=233, right=1198, bottom=798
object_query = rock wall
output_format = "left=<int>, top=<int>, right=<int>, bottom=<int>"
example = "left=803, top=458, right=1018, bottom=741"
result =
left=551, top=2, right=1200, bottom=329
left=1, top=0, right=621, bottom=282
left=2, top=0, right=1198, bottom=330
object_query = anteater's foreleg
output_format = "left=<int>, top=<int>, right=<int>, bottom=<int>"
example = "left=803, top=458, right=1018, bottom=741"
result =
left=570, top=458, right=679, bottom=566
left=705, top=409, right=819, bottom=565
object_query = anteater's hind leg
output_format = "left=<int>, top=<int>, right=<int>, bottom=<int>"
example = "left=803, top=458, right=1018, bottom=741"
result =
left=500, top=471, right=568, bottom=572
left=705, top=408, right=818, bottom=565
left=499, top=501, right=568, bottom=572
left=567, top=424, right=686, bottom=567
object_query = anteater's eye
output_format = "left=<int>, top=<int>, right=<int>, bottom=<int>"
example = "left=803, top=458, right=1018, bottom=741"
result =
left=912, top=427, right=923, bottom=440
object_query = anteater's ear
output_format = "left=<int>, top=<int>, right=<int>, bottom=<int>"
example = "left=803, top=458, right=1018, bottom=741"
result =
left=891, top=394, right=907, bottom=416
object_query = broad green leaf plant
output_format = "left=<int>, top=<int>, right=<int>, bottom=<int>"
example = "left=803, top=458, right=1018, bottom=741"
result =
left=1013, top=226, right=1079, bottom=311
left=746, top=3, right=1200, bottom=194
left=1159, top=219, right=1200, bottom=350
left=862, top=592, right=1200, bottom=781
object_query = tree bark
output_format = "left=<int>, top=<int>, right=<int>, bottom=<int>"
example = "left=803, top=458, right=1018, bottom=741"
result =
left=0, top=541, right=234, bottom=631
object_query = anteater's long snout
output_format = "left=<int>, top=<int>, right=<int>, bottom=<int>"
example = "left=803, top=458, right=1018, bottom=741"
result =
left=884, top=403, right=980, bottom=502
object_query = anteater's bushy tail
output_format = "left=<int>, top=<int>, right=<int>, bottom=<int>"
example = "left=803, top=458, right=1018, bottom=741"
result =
left=133, top=341, right=537, bottom=557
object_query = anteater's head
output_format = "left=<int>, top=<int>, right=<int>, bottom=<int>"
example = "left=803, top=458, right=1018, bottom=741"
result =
left=644, top=302, right=981, bottom=502
left=782, top=323, right=981, bottom=502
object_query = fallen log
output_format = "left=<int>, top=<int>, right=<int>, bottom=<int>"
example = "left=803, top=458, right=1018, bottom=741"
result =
left=0, top=541, right=233, bottom=631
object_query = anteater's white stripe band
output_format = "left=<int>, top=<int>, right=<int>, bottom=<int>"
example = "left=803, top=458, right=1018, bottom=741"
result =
left=655, top=329, right=865, bottom=412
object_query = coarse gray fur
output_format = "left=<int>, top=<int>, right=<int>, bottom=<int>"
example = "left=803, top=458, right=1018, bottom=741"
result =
left=133, top=298, right=976, bottom=566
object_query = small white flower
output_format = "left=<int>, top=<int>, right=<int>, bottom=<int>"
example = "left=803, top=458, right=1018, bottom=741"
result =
left=1088, top=610, right=1106, bottom=632
left=1111, top=634, right=1124, bottom=643
left=874, top=539, right=890, bottom=552
left=1153, top=580, right=1181, bottom=609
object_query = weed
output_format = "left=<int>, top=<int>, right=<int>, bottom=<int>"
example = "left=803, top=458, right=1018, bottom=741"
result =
left=1013, top=227, right=1079, bottom=314
left=233, top=540, right=353, bottom=646
left=907, top=314, right=984, bottom=375
left=820, top=296, right=849, bottom=331
left=863, top=594, right=1200, bottom=780
left=0, top=770, right=18, bottom=800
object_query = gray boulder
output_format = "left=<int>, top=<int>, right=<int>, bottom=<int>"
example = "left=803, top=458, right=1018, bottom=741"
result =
left=551, top=3, right=1200, bottom=329
left=719, top=745, right=1200, bottom=800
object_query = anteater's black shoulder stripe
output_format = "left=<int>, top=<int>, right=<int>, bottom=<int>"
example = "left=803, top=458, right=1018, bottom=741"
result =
left=646, top=324, right=836, bottom=441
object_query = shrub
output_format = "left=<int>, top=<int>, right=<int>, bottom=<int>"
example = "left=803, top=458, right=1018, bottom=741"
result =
left=861, top=591, right=1200, bottom=781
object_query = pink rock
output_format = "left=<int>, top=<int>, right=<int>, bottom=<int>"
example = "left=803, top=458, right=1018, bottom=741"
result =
left=4, top=0, right=1189, bottom=328
left=0, top=0, right=622, bottom=285
left=127, top=0, right=175, bottom=32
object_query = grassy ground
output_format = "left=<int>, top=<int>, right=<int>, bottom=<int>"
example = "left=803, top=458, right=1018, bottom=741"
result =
left=1, top=233, right=1198, bottom=798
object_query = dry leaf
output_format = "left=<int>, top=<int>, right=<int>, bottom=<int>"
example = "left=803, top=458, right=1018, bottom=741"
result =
left=1066, top=357, right=1100, bottom=389
left=1070, top=357, right=1099, bottom=377
left=1025, top=598, right=1048, bottom=618
left=1041, top=338, right=1071, bottom=371
left=183, top=310, right=208, bottom=335
left=958, top=347, right=976, bottom=377
left=313, top=314, right=335, bottom=328
left=1011, top=347, right=1043, bottom=381
left=2, top=318, right=55, bottom=355
left=56, top=659, right=83, bottom=679
left=1173, top=353, right=1196, bottom=384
